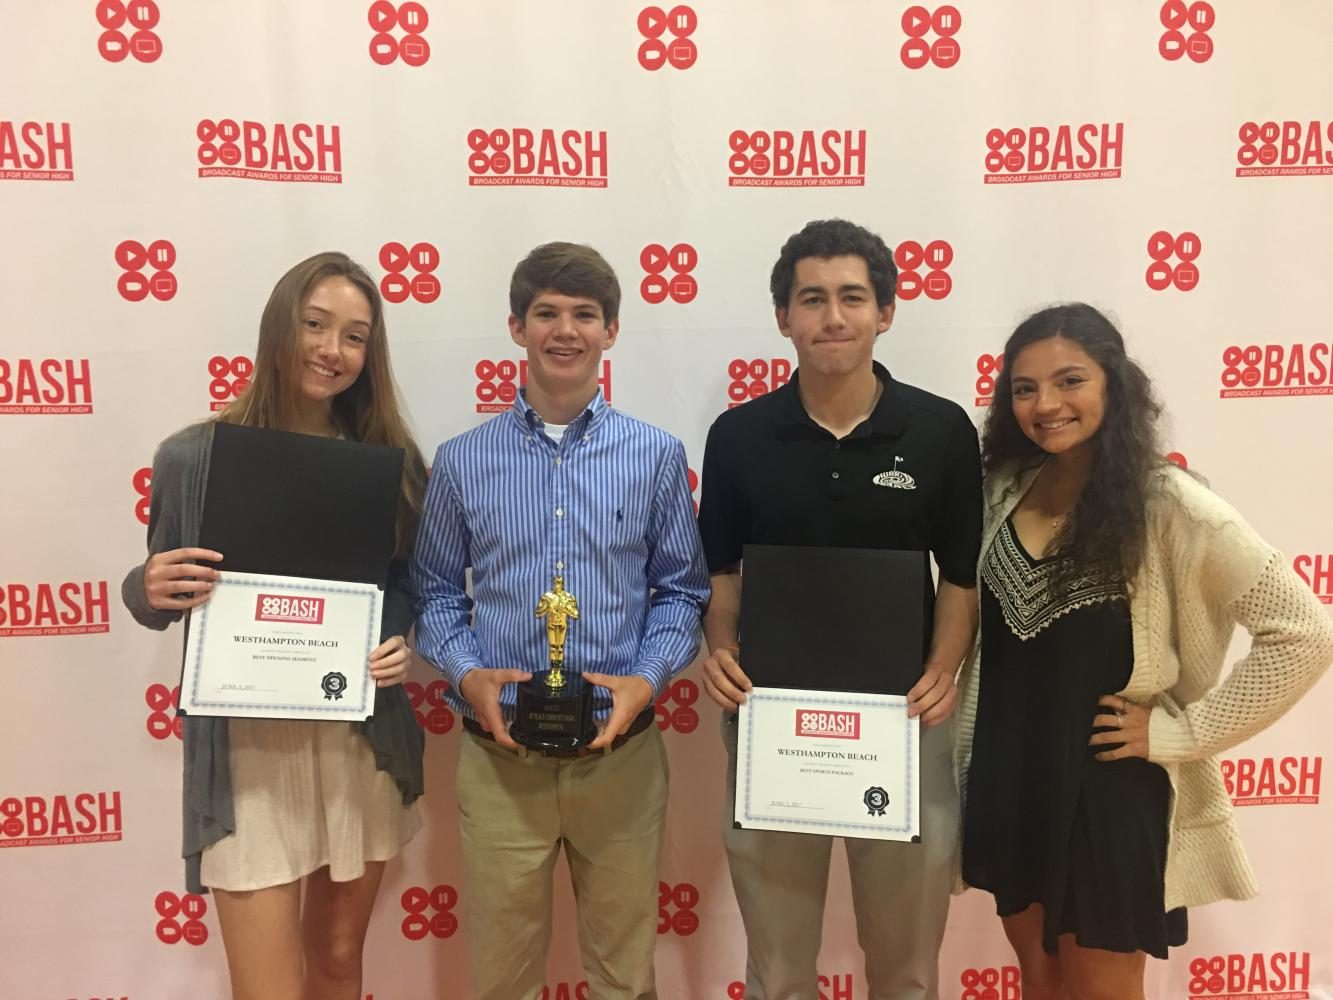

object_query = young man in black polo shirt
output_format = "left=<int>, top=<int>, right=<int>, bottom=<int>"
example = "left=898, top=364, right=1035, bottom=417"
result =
left=697, top=218, right=982, bottom=1000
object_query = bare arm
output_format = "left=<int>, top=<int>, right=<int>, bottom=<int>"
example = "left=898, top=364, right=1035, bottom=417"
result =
left=907, top=578, right=978, bottom=725
left=700, top=567, right=749, bottom=710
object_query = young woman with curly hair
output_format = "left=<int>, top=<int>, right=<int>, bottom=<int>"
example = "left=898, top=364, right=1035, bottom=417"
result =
left=953, top=303, right=1332, bottom=1000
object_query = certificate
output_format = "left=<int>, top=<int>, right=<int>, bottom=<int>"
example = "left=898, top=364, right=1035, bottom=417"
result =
left=179, top=571, right=382, bottom=721
left=734, top=686, right=920, bottom=841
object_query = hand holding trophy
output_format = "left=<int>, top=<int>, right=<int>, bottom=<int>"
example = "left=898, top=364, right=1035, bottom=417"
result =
left=513, top=574, right=597, bottom=749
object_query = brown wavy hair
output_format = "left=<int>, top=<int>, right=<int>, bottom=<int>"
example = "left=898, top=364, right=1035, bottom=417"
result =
left=215, top=252, right=426, bottom=557
left=981, top=303, right=1165, bottom=590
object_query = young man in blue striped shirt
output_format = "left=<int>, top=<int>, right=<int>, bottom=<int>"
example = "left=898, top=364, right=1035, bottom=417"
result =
left=411, top=242, right=710, bottom=1000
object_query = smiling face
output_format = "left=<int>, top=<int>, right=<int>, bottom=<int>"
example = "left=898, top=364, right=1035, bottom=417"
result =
left=776, top=255, right=893, bottom=379
left=508, top=289, right=619, bottom=400
left=293, top=276, right=370, bottom=404
left=1008, top=335, right=1108, bottom=458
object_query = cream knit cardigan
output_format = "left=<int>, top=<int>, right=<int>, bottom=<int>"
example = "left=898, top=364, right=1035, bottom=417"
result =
left=953, top=461, right=1333, bottom=909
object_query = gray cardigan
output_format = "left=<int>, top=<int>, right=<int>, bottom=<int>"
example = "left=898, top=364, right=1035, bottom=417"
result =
left=121, top=422, right=424, bottom=892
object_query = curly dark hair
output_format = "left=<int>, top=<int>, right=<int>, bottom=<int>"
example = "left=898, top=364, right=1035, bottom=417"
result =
left=981, top=303, right=1166, bottom=591
left=770, top=219, right=897, bottom=309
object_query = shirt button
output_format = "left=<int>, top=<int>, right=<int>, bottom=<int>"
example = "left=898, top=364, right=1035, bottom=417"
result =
left=555, top=457, right=562, bottom=466
left=556, top=507, right=565, bottom=517
left=831, top=471, right=840, bottom=479
left=834, top=442, right=841, bottom=450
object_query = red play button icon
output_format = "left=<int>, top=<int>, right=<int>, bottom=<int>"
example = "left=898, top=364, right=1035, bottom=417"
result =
left=380, top=241, right=409, bottom=273
left=368, top=0, right=397, bottom=31
left=641, top=243, right=669, bottom=274
left=901, top=5, right=931, bottom=37
left=1147, top=231, right=1175, bottom=261
left=638, top=6, right=667, bottom=39
left=97, top=0, right=127, bottom=29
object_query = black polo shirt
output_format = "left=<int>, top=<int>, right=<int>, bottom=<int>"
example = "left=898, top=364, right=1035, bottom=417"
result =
left=697, top=361, right=982, bottom=654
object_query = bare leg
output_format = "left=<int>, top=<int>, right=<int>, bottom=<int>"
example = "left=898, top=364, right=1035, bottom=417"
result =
left=212, top=881, right=303, bottom=1000
left=301, top=862, right=387, bottom=1000
left=1058, top=934, right=1147, bottom=1000
left=999, top=904, right=1067, bottom=1000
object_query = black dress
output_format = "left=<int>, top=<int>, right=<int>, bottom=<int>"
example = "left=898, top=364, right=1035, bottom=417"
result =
left=962, top=516, right=1187, bottom=958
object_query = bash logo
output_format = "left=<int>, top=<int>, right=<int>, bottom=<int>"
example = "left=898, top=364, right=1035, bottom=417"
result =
left=146, top=683, right=183, bottom=741
left=796, top=709, right=860, bottom=740
left=894, top=239, right=953, bottom=301
left=256, top=594, right=325, bottom=625
left=379, top=241, right=441, bottom=304
left=155, top=891, right=208, bottom=945
left=727, top=358, right=792, bottom=409
left=133, top=467, right=151, bottom=525
left=1236, top=121, right=1333, bottom=178
left=1219, top=343, right=1333, bottom=398
left=637, top=5, right=697, bottom=71
left=475, top=358, right=612, bottom=413
left=0, top=582, right=110, bottom=637
left=542, top=985, right=590, bottom=1000
left=728, top=129, right=867, bottom=187
left=657, top=881, right=699, bottom=935
left=401, top=885, right=459, bottom=940
left=640, top=243, right=698, bottom=304
left=1293, top=555, right=1332, bottom=604
left=1146, top=231, right=1200, bottom=292
left=116, top=239, right=177, bottom=302
left=209, top=354, right=254, bottom=411
left=729, top=976, right=853, bottom=999
left=0, top=121, right=74, bottom=181
left=467, top=128, right=609, bottom=188
left=97, top=0, right=162, bottom=63
left=1159, top=1, right=1214, bottom=63
left=974, top=353, right=1003, bottom=408
left=0, top=792, right=123, bottom=848
left=984, top=123, right=1124, bottom=184
left=655, top=678, right=700, bottom=734
left=0, top=359, right=93, bottom=414
left=961, top=966, right=1021, bottom=1000
left=405, top=680, right=455, bottom=735
left=901, top=5, right=961, bottom=69
left=196, top=119, right=343, bottom=183
left=368, top=1, right=429, bottom=66
left=1221, top=756, right=1322, bottom=806
left=1187, top=953, right=1309, bottom=999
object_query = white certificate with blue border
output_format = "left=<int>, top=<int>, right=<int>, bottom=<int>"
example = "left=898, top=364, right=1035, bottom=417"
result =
left=179, top=571, right=382, bottom=721
left=735, top=687, right=920, bottom=841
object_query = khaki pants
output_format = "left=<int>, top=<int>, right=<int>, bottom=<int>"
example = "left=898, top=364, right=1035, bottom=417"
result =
left=456, top=726, right=669, bottom=1000
left=722, top=712, right=958, bottom=1000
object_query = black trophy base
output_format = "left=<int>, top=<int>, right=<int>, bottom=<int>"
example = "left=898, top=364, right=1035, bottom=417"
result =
left=512, top=671, right=596, bottom=750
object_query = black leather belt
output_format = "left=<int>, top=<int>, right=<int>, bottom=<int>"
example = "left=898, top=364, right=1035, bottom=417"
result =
left=463, top=707, right=656, bottom=758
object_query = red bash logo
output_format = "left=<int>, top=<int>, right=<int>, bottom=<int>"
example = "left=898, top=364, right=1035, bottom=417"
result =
left=475, top=359, right=612, bottom=413
left=895, top=240, right=953, bottom=301
left=974, top=353, right=1003, bottom=408
left=655, top=678, right=700, bottom=733
left=133, top=467, right=151, bottom=525
left=0, top=359, right=93, bottom=414
left=379, top=242, right=441, bottom=304
left=1146, top=230, right=1200, bottom=292
left=368, top=1, right=429, bottom=66
left=1293, top=555, right=1332, bottom=604
left=156, top=891, right=208, bottom=945
left=467, top=128, right=608, bottom=187
left=146, top=683, right=183, bottom=741
left=1187, top=953, right=1309, bottom=999
left=1237, top=121, right=1333, bottom=178
left=543, top=985, right=590, bottom=1000
left=796, top=709, right=861, bottom=740
left=197, top=119, right=342, bottom=183
left=657, top=881, right=699, bottom=935
left=641, top=243, right=698, bottom=304
left=401, top=885, right=459, bottom=940
left=727, top=358, right=792, bottom=409
left=0, top=582, right=110, bottom=637
left=638, top=5, right=697, bottom=71
left=405, top=680, right=455, bottom=735
left=901, top=5, right=961, bottom=69
left=961, top=966, right=1021, bottom=1000
left=729, top=129, right=866, bottom=187
left=1221, top=756, right=1322, bottom=806
left=209, top=354, right=254, bottom=411
left=984, top=123, right=1124, bottom=184
left=0, top=792, right=123, bottom=848
left=97, top=0, right=162, bottom=63
left=731, top=975, right=854, bottom=1000
left=256, top=594, right=325, bottom=625
left=0, top=121, right=73, bottom=181
left=1219, top=344, right=1333, bottom=398
left=116, top=239, right=177, bottom=302
left=1159, top=0, right=1214, bottom=63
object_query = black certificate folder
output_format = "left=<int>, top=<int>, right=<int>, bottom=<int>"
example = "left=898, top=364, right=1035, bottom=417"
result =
left=739, top=545, right=925, bottom=696
left=200, top=423, right=403, bottom=586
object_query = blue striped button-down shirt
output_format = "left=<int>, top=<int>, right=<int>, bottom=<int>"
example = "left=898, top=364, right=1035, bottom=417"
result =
left=411, top=390, right=709, bottom=721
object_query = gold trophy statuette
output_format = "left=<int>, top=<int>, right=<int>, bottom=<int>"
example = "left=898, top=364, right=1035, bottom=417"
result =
left=513, top=572, right=595, bottom=749
left=534, top=575, right=580, bottom=690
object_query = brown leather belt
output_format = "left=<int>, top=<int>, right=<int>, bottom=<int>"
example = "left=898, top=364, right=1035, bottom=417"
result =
left=462, top=707, right=656, bottom=758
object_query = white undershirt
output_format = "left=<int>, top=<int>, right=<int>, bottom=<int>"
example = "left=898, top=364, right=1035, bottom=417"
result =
left=543, top=422, right=569, bottom=443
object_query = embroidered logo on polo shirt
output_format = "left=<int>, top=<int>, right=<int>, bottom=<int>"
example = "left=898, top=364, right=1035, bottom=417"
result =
left=872, top=456, right=916, bottom=490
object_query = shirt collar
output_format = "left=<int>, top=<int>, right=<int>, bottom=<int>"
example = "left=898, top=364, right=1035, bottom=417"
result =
left=776, top=360, right=910, bottom=438
left=509, top=387, right=610, bottom=435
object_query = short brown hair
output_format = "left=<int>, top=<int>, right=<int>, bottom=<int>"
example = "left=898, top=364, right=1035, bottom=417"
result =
left=509, top=242, right=621, bottom=323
